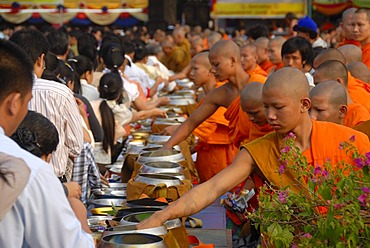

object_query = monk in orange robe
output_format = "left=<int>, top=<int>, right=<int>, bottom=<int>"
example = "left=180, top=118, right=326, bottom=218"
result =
left=313, top=60, right=370, bottom=127
left=352, top=9, right=370, bottom=70
left=314, top=48, right=370, bottom=112
left=337, top=8, right=361, bottom=48
left=190, top=52, right=237, bottom=182
left=255, top=37, right=276, bottom=74
left=309, top=80, right=348, bottom=125
left=240, top=44, right=268, bottom=77
left=354, top=120, right=370, bottom=139
left=138, top=67, right=369, bottom=231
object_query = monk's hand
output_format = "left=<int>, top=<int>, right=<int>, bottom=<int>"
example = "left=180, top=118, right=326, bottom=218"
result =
left=153, top=108, right=167, bottom=117
left=136, top=210, right=166, bottom=230
left=160, top=125, right=180, bottom=136
left=100, top=174, right=110, bottom=187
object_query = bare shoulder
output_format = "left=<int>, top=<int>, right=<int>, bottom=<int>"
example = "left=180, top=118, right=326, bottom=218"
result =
left=205, top=82, right=238, bottom=108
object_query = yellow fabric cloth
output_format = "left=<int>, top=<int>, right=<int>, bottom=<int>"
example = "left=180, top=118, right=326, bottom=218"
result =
left=160, top=46, right=191, bottom=73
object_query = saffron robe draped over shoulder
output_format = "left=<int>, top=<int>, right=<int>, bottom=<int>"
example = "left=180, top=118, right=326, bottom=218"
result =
left=361, top=42, right=370, bottom=71
left=246, top=65, right=268, bottom=77
left=347, top=72, right=370, bottom=111
left=259, top=60, right=275, bottom=75
left=337, top=39, right=360, bottom=48
left=224, top=74, right=267, bottom=147
left=193, top=83, right=237, bottom=182
left=344, top=103, right=370, bottom=128
left=242, top=120, right=370, bottom=194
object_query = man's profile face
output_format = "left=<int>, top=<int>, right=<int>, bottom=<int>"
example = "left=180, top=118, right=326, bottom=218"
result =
left=241, top=101, right=268, bottom=126
left=189, top=58, right=210, bottom=87
left=283, top=50, right=304, bottom=70
left=10, top=90, right=32, bottom=136
left=309, top=95, right=341, bottom=124
left=240, top=47, right=257, bottom=71
left=209, top=52, right=232, bottom=82
left=352, top=12, right=370, bottom=43
left=268, top=42, right=282, bottom=64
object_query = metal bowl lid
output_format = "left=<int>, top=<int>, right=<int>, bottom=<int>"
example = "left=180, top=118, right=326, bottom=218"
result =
left=134, top=173, right=182, bottom=187
left=98, top=233, right=166, bottom=248
left=102, top=224, right=167, bottom=238
left=90, top=198, right=127, bottom=207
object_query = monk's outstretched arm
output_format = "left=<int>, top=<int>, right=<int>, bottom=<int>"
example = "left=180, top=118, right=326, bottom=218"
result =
left=137, top=148, right=255, bottom=229
left=162, top=90, right=221, bottom=149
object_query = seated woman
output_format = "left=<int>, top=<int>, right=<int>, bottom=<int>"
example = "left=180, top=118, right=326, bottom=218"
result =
left=11, top=111, right=91, bottom=233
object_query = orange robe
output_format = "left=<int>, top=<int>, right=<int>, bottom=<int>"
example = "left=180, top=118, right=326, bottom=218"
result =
left=246, top=65, right=268, bottom=77
left=337, top=39, right=360, bottom=48
left=243, top=120, right=370, bottom=194
left=193, top=94, right=237, bottom=183
left=224, top=74, right=267, bottom=147
left=354, top=120, right=370, bottom=140
left=344, top=103, right=370, bottom=128
left=275, top=62, right=284, bottom=71
left=347, top=72, right=370, bottom=111
left=361, top=42, right=370, bottom=71
left=259, top=60, right=275, bottom=75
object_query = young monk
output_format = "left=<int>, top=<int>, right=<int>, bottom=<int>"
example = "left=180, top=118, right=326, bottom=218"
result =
left=162, top=40, right=266, bottom=151
left=313, top=60, right=370, bottom=127
left=190, top=52, right=237, bottom=182
left=309, top=81, right=347, bottom=125
left=338, top=8, right=360, bottom=47
left=254, top=37, right=275, bottom=74
left=313, top=48, right=370, bottom=111
left=137, top=67, right=369, bottom=230
left=267, top=36, right=286, bottom=74
left=352, top=8, right=370, bottom=70
left=240, top=44, right=268, bottom=77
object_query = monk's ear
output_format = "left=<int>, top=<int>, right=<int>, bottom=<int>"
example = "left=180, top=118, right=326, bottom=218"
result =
left=339, top=105, right=347, bottom=119
left=336, top=78, right=345, bottom=86
left=300, top=97, right=311, bottom=112
left=230, top=56, right=237, bottom=67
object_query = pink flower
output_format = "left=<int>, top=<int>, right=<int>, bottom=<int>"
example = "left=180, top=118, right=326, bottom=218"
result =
left=321, top=170, right=328, bottom=177
left=314, top=166, right=322, bottom=176
left=281, top=146, right=291, bottom=153
left=354, top=158, right=364, bottom=169
left=349, top=135, right=356, bottom=142
left=302, top=233, right=313, bottom=239
left=358, top=194, right=367, bottom=206
left=334, top=203, right=344, bottom=209
left=279, top=164, right=286, bottom=174
left=278, top=190, right=288, bottom=204
left=363, top=186, right=370, bottom=194
left=287, top=132, right=296, bottom=139
left=291, top=244, right=298, bottom=248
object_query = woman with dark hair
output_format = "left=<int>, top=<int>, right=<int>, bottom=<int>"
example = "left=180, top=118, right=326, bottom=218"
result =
left=68, top=55, right=99, bottom=101
left=91, top=72, right=166, bottom=166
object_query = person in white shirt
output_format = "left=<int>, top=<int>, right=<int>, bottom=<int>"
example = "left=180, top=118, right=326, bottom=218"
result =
left=10, top=29, right=84, bottom=180
left=0, top=38, right=94, bottom=248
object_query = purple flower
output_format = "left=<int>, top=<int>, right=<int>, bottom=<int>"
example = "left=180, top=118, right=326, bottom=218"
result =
left=334, top=203, right=344, bottom=209
left=321, top=170, right=328, bottom=177
left=358, top=193, right=367, bottom=206
left=302, top=233, right=313, bottom=239
left=363, top=186, right=370, bottom=194
left=278, top=190, right=288, bottom=204
left=291, top=244, right=298, bottom=248
left=287, top=132, right=296, bottom=139
left=281, top=146, right=291, bottom=153
left=349, top=135, right=356, bottom=142
left=354, top=157, right=364, bottom=169
left=279, top=164, right=286, bottom=174
left=366, top=152, right=370, bottom=160
left=314, top=166, right=322, bottom=176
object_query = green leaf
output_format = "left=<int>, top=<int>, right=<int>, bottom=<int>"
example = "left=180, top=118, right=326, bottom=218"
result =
left=267, top=223, right=282, bottom=238
left=318, top=183, right=332, bottom=201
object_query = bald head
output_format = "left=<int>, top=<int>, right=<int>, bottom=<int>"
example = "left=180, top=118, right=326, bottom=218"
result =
left=193, top=51, right=210, bottom=68
left=268, top=36, right=286, bottom=65
left=347, top=61, right=370, bottom=83
left=207, top=31, right=223, bottom=49
left=313, top=60, right=348, bottom=87
left=313, top=48, right=346, bottom=68
left=309, top=80, right=347, bottom=125
left=240, top=44, right=258, bottom=71
left=190, top=35, right=205, bottom=57
left=210, top=40, right=241, bottom=62
left=341, top=8, right=357, bottom=39
left=240, top=82, right=267, bottom=126
left=338, top=45, right=362, bottom=65
left=254, top=37, right=269, bottom=64
left=264, top=68, right=309, bottom=99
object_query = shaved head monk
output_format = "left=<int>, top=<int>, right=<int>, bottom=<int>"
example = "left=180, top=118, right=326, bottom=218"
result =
left=161, top=40, right=266, bottom=152
left=337, top=44, right=362, bottom=65
left=190, top=52, right=237, bottom=182
left=254, top=37, right=275, bottom=74
left=138, top=67, right=369, bottom=230
left=240, top=44, right=268, bottom=77
left=314, top=60, right=370, bottom=127
left=313, top=48, right=370, bottom=111
left=309, top=80, right=347, bottom=125
left=268, top=36, right=286, bottom=74
left=352, top=8, right=370, bottom=70
left=347, top=61, right=370, bottom=83
left=338, top=8, right=360, bottom=47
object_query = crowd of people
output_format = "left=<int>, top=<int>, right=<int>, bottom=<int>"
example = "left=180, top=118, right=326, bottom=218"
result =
left=0, top=7, right=370, bottom=247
